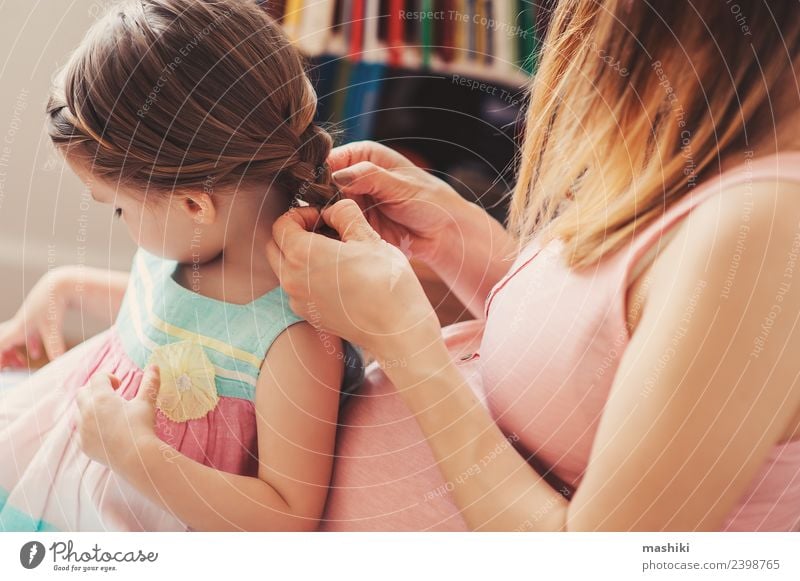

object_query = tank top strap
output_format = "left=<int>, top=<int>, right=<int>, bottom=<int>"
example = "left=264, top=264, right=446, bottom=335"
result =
left=620, top=151, right=800, bottom=283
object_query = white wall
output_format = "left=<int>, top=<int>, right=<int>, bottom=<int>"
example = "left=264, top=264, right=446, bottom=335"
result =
left=0, top=0, right=136, bottom=335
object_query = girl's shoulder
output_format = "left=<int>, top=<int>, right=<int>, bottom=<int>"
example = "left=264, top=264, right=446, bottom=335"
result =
left=119, top=248, right=305, bottom=400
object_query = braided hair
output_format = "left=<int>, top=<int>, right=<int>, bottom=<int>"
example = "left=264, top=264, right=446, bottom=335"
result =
left=47, top=0, right=339, bottom=208
left=47, top=0, right=362, bottom=397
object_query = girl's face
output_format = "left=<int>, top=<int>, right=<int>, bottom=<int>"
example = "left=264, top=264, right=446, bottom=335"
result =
left=69, top=160, right=226, bottom=264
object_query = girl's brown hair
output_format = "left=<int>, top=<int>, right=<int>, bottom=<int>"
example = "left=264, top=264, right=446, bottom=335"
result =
left=47, top=0, right=337, bottom=206
left=511, top=0, right=800, bottom=267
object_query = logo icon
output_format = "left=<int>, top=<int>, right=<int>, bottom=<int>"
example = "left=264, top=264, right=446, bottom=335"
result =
left=19, top=541, right=46, bottom=569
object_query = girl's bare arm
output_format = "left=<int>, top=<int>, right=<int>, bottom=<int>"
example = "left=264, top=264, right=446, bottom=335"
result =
left=113, top=322, right=343, bottom=531
left=59, top=265, right=130, bottom=321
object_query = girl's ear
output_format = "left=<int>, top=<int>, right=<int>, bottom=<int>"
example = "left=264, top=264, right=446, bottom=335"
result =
left=180, top=193, right=216, bottom=225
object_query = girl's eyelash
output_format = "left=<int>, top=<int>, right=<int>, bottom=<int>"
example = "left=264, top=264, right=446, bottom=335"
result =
left=114, top=207, right=123, bottom=219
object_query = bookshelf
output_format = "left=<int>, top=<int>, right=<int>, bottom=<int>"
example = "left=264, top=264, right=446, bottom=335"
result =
left=263, top=0, right=550, bottom=324
left=265, top=0, right=546, bottom=84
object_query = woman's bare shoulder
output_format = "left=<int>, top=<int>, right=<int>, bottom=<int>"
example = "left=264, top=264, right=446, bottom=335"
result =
left=660, top=179, right=800, bottom=283
left=626, top=179, right=800, bottom=331
left=640, top=178, right=800, bottom=440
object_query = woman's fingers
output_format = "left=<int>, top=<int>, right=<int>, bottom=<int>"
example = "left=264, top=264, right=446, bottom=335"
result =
left=0, top=347, right=24, bottom=369
left=265, top=240, right=283, bottom=280
left=271, top=206, right=321, bottom=250
left=26, top=334, right=42, bottom=360
left=271, top=205, right=347, bottom=264
left=38, top=320, right=66, bottom=362
left=269, top=206, right=338, bottom=291
left=0, top=318, right=61, bottom=363
left=327, top=140, right=413, bottom=174
left=21, top=326, right=42, bottom=362
left=266, top=239, right=304, bottom=297
left=321, top=199, right=382, bottom=243
left=332, top=161, right=408, bottom=201
left=0, top=319, right=23, bottom=353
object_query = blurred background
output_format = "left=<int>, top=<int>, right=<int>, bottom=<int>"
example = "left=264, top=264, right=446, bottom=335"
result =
left=0, top=0, right=136, bottom=342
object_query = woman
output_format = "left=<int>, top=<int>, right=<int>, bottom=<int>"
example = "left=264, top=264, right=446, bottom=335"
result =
left=79, top=0, right=800, bottom=530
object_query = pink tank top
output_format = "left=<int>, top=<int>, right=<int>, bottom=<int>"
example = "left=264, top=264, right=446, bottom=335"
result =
left=479, top=151, right=800, bottom=531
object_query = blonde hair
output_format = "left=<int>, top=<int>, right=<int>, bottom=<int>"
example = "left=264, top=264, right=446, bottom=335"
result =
left=511, top=0, right=800, bottom=267
left=46, top=0, right=338, bottom=206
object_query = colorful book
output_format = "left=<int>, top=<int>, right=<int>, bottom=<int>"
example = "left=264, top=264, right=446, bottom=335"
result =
left=354, top=61, right=386, bottom=140
left=387, top=0, right=405, bottom=67
left=466, top=0, right=477, bottom=61
left=491, top=0, right=512, bottom=72
left=483, top=0, right=494, bottom=65
left=362, top=0, right=382, bottom=61
left=330, top=57, right=354, bottom=126
left=518, top=0, right=536, bottom=74
left=506, top=0, right=519, bottom=70
left=438, top=0, right=455, bottom=63
left=282, top=0, right=303, bottom=39
left=420, top=0, right=434, bottom=68
left=474, top=0, right=485, bottom=63
left=349, top=0, right=365, bottom=60
left=295, top=0, right=337, bottom=56
left=452, top=0, right=468, bottom=64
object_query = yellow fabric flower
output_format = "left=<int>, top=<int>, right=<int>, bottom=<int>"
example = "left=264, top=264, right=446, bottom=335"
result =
left=147, top=340, right=219, bottom=422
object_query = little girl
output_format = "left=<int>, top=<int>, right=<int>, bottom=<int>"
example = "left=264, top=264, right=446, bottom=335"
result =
left=0, top=0, right=360, bottom=531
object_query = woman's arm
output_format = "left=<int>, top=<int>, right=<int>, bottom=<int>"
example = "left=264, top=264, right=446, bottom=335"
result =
left=564, top=182, right=800, bottom=530
left=78, top=322, right=343, bottom=531
left=427, top=200, right=520, bottom=318
left=61, top=265, right=129, bottom=321
left=269, top=186, right=800, bottom=531
left=0, top=266, right=128, bottom=364
left=329, top=141, right=518, bottom=317
left=381, top=182, right=800, bottom=531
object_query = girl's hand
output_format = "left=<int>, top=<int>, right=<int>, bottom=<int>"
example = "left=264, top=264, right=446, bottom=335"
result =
left=0, top=266, right=76, bottom=367
left=75, top=365, right=161, bottom=473
left=328, top=141, right=468, bottom=266
left=266, top=200, right=443, bottom=362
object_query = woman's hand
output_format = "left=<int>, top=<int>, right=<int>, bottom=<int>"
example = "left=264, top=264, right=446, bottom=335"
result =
left=329, top=141, right=469, bottom=266
left=329, top=141, right=518, bottom=318
left=75, top=365, right=161, bottom=474
left=266, top=200, right=443, bottom=362
left=0, top=266, right=129, bottom=368
left=0, top=266, right=76, bottom=367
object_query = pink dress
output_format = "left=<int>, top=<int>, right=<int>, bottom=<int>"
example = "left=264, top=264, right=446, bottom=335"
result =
left=0, top=248, right=302, bottom=531
left=321, top=152, right=800, bottom=531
